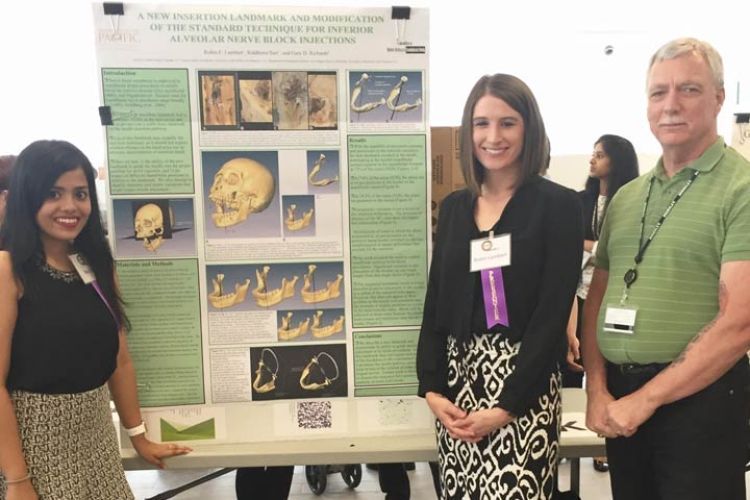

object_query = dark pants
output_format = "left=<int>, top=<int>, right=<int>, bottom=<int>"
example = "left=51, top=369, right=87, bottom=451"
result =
left=377, top=462, right=441, bottom=499
left=605, top=359, right=749, bottom=500
left=378, top=463, right=410, bottom=500
left=428, top=460, right=440, bottom=497
left=235, top=466, right=294, bottom=500
left=561, top=296, right=584, bottom=388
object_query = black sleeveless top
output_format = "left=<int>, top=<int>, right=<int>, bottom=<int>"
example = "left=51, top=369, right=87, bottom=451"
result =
left=7, top=261, right=119, bottom=394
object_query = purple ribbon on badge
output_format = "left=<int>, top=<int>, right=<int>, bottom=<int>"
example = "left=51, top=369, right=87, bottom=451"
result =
left=481, top=267, right=509, bottom=328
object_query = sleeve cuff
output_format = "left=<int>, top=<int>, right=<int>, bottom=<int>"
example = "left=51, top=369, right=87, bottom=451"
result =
left=418, top=372, right=446, bottom=398
left=495, top=390, right=525, bottom=417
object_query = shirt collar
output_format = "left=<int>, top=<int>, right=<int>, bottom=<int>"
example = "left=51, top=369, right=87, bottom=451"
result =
left=653, top=136, right=726, bottom=181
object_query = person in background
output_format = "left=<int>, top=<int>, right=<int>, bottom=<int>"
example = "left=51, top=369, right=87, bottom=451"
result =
left=0, top=140, right=190, bottom=499
left=235, top=466, right=294, bottom=500
left=582, top=37, right=750, bottom=500
left=0, top=155, right=16, bottom=226
left=563, top=134, right=639, bottom=472
left=417, top=73, right=583, bottom=499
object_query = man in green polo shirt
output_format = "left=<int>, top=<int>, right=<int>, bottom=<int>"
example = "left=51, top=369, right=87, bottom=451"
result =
left=582, top=37, right=750, bottom=500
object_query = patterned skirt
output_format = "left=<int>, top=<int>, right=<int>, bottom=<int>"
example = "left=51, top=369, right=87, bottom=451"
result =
left=437, top=334, right=561, bottom=500
left=0, top=385, right=134, bottom=500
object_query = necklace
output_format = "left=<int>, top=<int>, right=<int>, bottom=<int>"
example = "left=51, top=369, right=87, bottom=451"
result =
left=39, top=261, right=80, bottom=283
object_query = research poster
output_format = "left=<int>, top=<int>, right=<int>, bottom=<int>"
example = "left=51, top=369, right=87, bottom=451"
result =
left=732, top=113, right=750, bottom=160
left=93, top=3, right=433, bottom=445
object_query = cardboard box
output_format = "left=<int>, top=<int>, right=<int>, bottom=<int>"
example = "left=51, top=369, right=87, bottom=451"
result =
left=430, top=126, right=464, bottom=237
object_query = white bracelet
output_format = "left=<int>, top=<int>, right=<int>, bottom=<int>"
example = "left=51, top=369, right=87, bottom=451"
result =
left=5, top=472, right=32, bottom=484
left=125, top=421, right=147, bottom=437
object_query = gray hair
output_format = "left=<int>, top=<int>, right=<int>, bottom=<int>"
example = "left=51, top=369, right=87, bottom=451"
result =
left=648, top=37, right=724, bottom=89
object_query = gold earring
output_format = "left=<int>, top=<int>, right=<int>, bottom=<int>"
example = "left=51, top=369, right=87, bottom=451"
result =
left=252, top=348, right=279, bottom=393
left=300, top=351, right=339, bottom=390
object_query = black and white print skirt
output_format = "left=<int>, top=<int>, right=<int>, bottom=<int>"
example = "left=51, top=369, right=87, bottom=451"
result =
left=0, top=384, right=134, bottom=500
left=437, top=334, right=561, bottom=500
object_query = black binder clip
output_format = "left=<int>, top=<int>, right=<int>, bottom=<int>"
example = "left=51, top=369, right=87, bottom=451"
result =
left=103, top=3, right=123, bottom=32
left=99, top=106, right=113, bottom=126
left=391, top=6, right=410, bottom=44
left=103, top=2, right=124, bottom=15
left=391, top=6, right=411, bottom=19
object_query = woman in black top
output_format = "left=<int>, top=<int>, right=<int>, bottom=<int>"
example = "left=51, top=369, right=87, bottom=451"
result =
left=565, top=134, right=639, bottom=386
left=417, top=74, right=583, bottom=499
left=0, top=141, right=190, bottom=499
left=0, top=155, right=16, bottom=227
left=563, top=134, right=638, bottom=472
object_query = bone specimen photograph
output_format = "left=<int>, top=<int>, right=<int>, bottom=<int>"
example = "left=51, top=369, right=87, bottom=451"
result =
left=272, top=71, right=308, bottom=130
left=201, top=74, right=237, bottom=127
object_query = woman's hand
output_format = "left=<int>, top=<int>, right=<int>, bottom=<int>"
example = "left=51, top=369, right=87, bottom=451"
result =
left=425, top=392, right=476, bottom=441
left=566, top=334, right=584, bottom=372
left=6, top=479, right=38, bottom=500
left=453, top=407, right=515, bottom=442
left=131, top=435, right=192, bottom=469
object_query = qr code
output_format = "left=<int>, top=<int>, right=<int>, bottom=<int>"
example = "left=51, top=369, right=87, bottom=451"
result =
left=297, top=401, right=332, bottom=429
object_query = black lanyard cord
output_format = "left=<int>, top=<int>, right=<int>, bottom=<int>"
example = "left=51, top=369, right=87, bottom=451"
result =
left=623, top=169, right=700, bottom=287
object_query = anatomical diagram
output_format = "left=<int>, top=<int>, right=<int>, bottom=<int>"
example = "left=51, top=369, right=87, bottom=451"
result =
left=311, top=310, right=344, bottom=339
left=253, top=265, right=299, bottom=308
left=201, top=74, right=237, bottom=127
left=307, top=73, right=337, bottom=128
left=273, top=72, right=308, bottom=130
left=134, top=203, right=173, bottom=252
left=278, top=311, right=311, bottom=341
left=299, top=352, right=339, bottom=391
left=208, top=273, right=252, bottom=309
left=301, top=264, right=343, bottom=304
left=386, top=75, right=422, bottom=121
left=350, top=73, right=385, bottom=114
left=239, top=78, right=273, bottom=123
left=208, top=157, right=276, bottom=228
left=285, top=204, right=314, bottom=232
left=252, top=348, right=279, bottom=394
left=307, top=153, right=338, bottom=187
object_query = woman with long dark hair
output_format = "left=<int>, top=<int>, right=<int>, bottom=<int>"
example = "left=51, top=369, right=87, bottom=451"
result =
left=582, top=135, right=640, bottom=251
left=563, top=134, right=639, bottom=471
left=577, top=135, right=639, bottom=335
left=0, top=140, right=190, bottom=499
left=0, top=155, right=16, bottom=227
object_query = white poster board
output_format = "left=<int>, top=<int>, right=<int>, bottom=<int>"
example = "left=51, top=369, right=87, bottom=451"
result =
left=92, top=3, right=433, bottom=452
left=731, top=113, right=750, bottom=160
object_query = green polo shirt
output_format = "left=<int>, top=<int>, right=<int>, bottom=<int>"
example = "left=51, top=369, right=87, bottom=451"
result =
left=595, top=137, right=750, bottom=363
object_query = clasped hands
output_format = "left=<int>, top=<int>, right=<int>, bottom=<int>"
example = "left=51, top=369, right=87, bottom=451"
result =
left=425, top=392, right=514, bottom=443
left=586, top=388, right=659, bottom=439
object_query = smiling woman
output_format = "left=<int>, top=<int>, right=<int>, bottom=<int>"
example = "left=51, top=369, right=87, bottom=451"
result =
left=417, top=74, right=584, bottom=500
left=34, top=168, right=92, bottom=252
left=0, top=140, right=191, bottom=498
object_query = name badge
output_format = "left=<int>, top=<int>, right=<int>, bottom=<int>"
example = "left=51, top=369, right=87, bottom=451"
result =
left=68, top=253, right=96, bottom=284
left=470, top=233, right=511, bottom=272
left=603, top=304, right=638, bottom=335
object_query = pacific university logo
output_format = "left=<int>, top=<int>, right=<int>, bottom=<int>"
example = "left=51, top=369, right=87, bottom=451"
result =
left=97, top=30, right=141, bottom=44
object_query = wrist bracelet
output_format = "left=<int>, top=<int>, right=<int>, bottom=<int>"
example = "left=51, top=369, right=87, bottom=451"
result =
left=6, top=472, right=32, bottom=484
left=125, top=421, right=147, bottom=437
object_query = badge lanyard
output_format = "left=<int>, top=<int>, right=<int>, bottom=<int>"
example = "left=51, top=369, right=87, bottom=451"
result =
left=471, top=230, right=511, bottom=328
left=69, top=253, right=121, bottom=332
left=592, top=197, right=606, bottom=240
left=619, top=170, right=699, bottom=305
